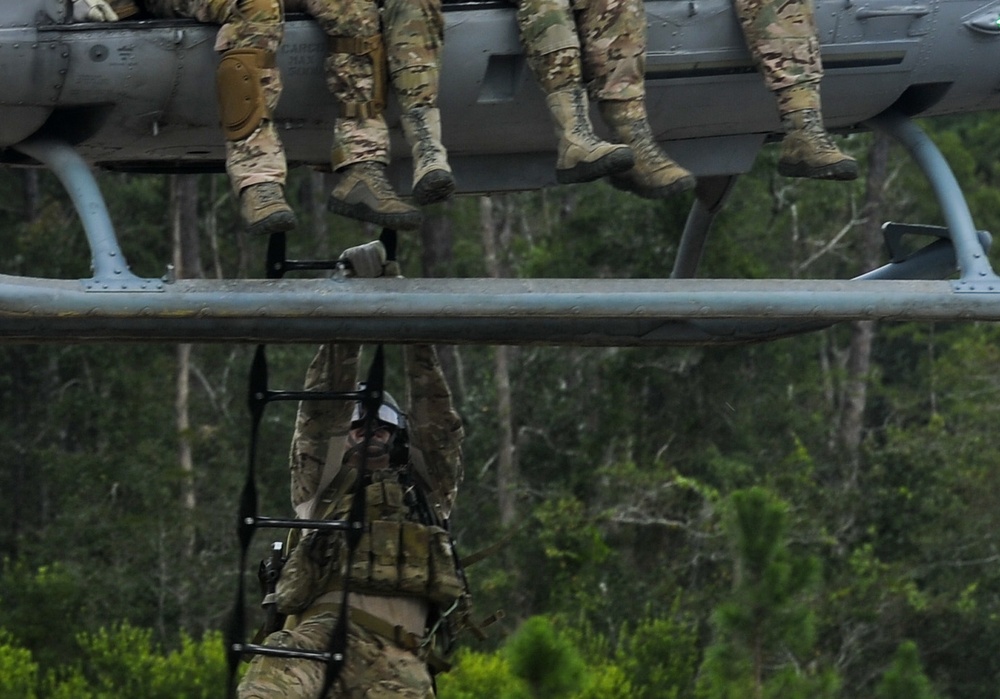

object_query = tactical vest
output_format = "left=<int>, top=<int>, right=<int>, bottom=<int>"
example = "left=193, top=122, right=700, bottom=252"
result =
left=276, top=468, right=465, bottom=616
left=335, top=476, right=465, bottom=604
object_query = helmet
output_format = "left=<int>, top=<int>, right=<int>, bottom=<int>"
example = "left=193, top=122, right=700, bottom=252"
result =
left=350, top=386, right=409, bottom=466
left=350, top=388, right=407, bottom=431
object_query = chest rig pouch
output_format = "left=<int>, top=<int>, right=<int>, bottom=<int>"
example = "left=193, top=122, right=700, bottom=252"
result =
left=349, top=478, right=464, bottom=604
left=275, top=474, right=464, bottom=614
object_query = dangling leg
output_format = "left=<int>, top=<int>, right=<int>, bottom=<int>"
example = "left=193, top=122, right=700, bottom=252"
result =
left=329, top=108, right=423, bottom=230
left=734, top=0, right=857, bottom=180
left=237, top=615, right=337, bottom=698
left=384, top=0, right=455, bottom=205
left=516, top=0, right=634, bottom=184
left=577, top=0, right=695, bottom=198
left=207, top=0, right=296, bottom=235
left=303, top=0, right=422, bottom=230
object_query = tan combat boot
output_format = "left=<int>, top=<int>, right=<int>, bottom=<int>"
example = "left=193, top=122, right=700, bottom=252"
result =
left=239, top=182, right=296, bottom=236
left=546, top=88, right=634, bottom=184
left=778, top=108, right=858, bottom=181
left=400, top=107, right=455, bottom=206
left=600, top=100, right=696, bottom=199
left=328, top=161, right=423, bottom=230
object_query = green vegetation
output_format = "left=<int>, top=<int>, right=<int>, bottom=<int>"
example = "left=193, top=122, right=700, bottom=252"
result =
left=4, top=114, right=1000, bottom=696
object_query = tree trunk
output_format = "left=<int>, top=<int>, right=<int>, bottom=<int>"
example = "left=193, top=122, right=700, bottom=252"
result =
left=170, top=175, right=201, bottom=561
left=838, top=135, right=889, bottom=464
left=419, top=202, right=466, bottom=402
left=835, top=133, right=889, bottom=551
left=172, top=175, right=203, bottom=280
left=205, top=176, right=224, bottom=279
left=480, top=195, right=518, bottom=527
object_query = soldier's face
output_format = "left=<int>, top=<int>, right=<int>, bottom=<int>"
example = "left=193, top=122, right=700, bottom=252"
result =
left=347, top=422, right=394, bottom=454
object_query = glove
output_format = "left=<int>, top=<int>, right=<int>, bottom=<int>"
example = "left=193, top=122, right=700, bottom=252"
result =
left=72, top=0, right=119, bottom=21
left=383, top=260, right=402, bottom=278
left=339, top=241, right=387, bottom=278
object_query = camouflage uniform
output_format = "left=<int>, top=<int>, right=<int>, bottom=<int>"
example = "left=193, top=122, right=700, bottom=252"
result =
left=514, top=0, right=645, bottom=99
left=734, top=0, right=858, bottom=179
left=516, top=0, right=694, bottom=196
left=237, top=339, right=464, bottom=699
left=734, top=0, right=822, bottom=113
left=111, top=0, right=448, bottom=230
left=145, top=0, right=446, bottom=221
left=103, top=0, right=296, bottom=234
left=518, top=0, right=854, bottom=184
left=283, top=0, right=443, bottom=171
left=283, top=0, right=451, bottom=227
left=140, top=0, right=287, bottom=193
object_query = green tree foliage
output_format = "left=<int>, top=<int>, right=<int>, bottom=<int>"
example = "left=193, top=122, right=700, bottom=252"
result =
left=437, top=649, right=515, bottom=699
left=613, top=601, right=701, bottom=699
left=697, top=487, right=835, bottom=699
left=438, top=616, right=634, bottom=699
left=505, top=616, right=586, bottom=698
left=69, top=623, right=227, bottom=699
left=875, top=641, right=939, bottom=699
left=0, top=624, right=225, bottom=698
left=0, top=562, right=88, bottom=671
left=0, top=629, right=39, bottom=699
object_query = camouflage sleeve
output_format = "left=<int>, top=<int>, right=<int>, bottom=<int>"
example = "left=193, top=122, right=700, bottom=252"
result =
left=404, top=344, right=464, bottom=518
left=288, top=343, right=361, bottom=510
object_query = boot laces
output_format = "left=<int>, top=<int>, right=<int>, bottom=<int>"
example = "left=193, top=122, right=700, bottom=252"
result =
left=796, top=110, right=841, bottom=155
left=354, top=162, right=398, bottom=199
left=627, top=120, right=675, bottom=170
left=251, top=183, right=285, bottom=206
left=570, top=93, right=601, bottom=145
left=407, top=111, right=440, bottom=164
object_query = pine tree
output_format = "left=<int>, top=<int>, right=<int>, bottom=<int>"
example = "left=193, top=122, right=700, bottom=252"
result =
left=696, top=487, right=838, bottom=699
left=506, top=616, right=586, bottom=699
left=875, top=641, right=939, bottom=699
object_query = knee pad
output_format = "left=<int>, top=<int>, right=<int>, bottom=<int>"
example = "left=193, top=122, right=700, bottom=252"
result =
left=216, top=47, right=276, bottom=141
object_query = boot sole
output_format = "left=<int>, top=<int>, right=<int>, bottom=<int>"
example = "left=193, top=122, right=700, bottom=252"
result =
left=610, top=173, right=696, bottom=200
left=327, top=196, right=423, bottom=231
left=778, top=159, right=859, bottom=181
left=556, top=148, right=635, bottom=185
left=413, top=169, right=456, bottom=206
left=246, top=210, right=297, bottom=236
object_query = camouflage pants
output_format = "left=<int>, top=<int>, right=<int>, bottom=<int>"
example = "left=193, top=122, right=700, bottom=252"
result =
left=516, top=0, right=645, bottom=102
left=286, top=0, right=444, bottom=170
left=143, top=0, right=287, bottom=192
left=734, top=0, right=823, bottom=111
left=237, top=613, right=435, bottom=699
left=517, top=0, right=822, bottom=111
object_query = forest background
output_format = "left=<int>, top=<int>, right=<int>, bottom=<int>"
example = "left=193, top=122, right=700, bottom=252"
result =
left=2, top=112, right=1000, bottom=699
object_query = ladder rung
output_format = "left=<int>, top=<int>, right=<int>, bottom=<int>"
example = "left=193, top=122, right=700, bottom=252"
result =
left=234, top=642, right=339, bottom=663
left=249, top=516, right=358, bottom=531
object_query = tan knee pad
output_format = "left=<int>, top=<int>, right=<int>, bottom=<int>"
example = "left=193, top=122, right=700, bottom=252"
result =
left=216, top=47, right=276, bottom=141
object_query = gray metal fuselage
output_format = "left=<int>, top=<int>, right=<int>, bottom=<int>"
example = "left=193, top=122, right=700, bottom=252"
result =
left=2, top=0, right=1000, bottom=193
left=2, top=0, right=1000, bottom=347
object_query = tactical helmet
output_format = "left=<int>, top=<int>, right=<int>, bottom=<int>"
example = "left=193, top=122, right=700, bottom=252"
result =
left=350, top=388, right=406, bottom=430
left=351, top=385, right=409, bottom=465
